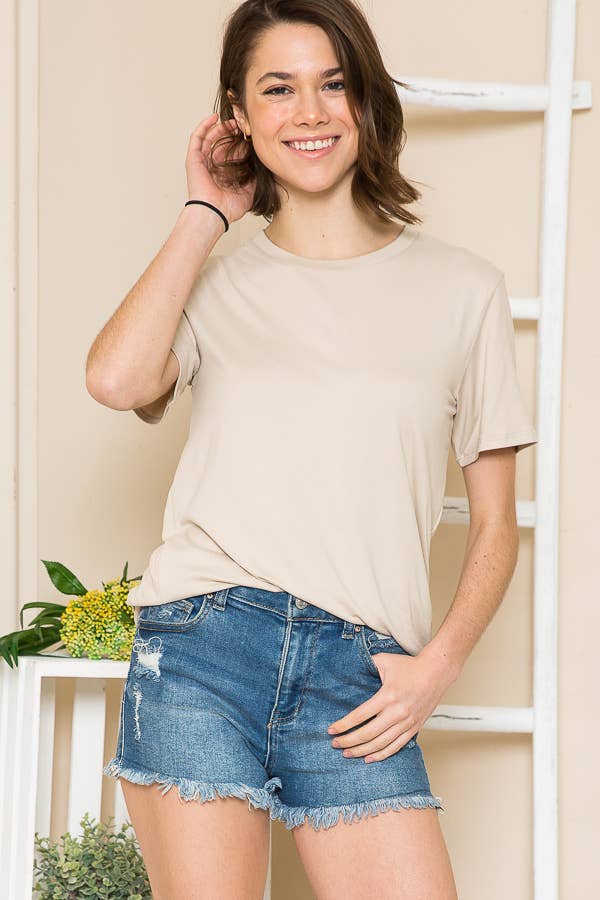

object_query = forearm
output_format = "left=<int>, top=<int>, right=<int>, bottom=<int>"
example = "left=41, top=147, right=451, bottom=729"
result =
left=417, top=520, right=520, bottom=686
left=86, top=204, right=223, bottom=403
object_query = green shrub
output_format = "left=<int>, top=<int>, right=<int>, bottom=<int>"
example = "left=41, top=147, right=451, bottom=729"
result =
left=33, top=812, right=152, bottom=899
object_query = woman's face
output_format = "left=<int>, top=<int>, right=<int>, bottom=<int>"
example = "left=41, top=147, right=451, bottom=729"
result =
left=230, top=22, right=359, bottom=198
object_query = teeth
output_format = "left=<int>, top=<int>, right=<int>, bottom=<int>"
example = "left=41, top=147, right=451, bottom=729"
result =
left=286, top=137, right=338, bottom=151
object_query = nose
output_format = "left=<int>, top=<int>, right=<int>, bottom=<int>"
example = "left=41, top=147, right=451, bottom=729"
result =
left=292, top=90, right=330, bottom=128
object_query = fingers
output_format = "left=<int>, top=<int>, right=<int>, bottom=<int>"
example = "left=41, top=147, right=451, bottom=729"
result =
left=187, top=113, right=218, bottom=161
left=189, top=114, right=239, bottom=146
left=328, top=691, right=382, bottom=735
left=187, top=113, right=241, bottom=167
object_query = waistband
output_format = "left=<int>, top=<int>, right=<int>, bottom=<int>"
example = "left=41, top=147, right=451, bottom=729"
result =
left=214, top=585, right=361, bottom=635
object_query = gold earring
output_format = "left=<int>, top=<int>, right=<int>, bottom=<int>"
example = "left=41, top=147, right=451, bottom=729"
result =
left=243, top=130, right=251, bottom=141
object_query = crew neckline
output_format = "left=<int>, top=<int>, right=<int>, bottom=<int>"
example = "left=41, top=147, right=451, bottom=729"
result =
left=251, top=223, right=419, bottom=268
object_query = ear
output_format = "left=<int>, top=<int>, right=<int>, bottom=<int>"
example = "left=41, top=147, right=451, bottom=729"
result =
left=226, top=89, right=248, bottom=135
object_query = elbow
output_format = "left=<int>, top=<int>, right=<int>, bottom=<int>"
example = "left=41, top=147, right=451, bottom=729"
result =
left=86, top=369, right=133, bottom=412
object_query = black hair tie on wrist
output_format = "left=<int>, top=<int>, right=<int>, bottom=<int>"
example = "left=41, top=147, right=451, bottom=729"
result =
left=184, top=199, right=229, bottom=233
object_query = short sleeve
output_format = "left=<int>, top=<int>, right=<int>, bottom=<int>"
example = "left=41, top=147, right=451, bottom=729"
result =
left=133, top=309, right=200, bottom=424
left=451, top=276, right=538, bottom=467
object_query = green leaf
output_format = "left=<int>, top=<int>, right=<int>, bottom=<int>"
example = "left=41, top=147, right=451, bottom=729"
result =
left=30, top=625, right=61, bottom=643
left=41, top=560, right=88, bottom=596
left=0, top=641, right=17, bottom=667
left=20, top=601, right=67, bottom=629
left=0, top=623, right=64, bottom=668
left=31, top=616, right=64, bottom=630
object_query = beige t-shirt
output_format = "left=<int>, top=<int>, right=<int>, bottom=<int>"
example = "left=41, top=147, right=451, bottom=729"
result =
left=127, top=223, right=537, bottom=655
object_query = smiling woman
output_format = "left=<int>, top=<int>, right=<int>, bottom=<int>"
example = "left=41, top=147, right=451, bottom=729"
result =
left=207, top=0, right=423, bottom=229
left=92, top=1, right=539, bottom=898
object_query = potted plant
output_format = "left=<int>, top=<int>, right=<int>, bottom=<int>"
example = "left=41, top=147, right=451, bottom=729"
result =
left=33, top=812, right=151, bottom=898
left=0, top=561, right=140, bottom=667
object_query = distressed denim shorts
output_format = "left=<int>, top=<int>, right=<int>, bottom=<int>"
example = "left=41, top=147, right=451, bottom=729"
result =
left=103, top=585, right=444, bottom=831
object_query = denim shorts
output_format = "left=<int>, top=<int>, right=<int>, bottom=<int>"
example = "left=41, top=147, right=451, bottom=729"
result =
left=103, top=586, right=444, bottom=831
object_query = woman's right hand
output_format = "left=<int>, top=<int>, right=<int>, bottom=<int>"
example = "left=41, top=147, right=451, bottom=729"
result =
left=185, top=112, right=257, bottom=226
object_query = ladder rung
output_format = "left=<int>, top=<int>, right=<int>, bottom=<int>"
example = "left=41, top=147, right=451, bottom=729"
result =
left=397, top=76, right=592, bottom=112
left=426, top=703, right=534, bottom=733
left=510, top=296, right=540, bottom=321
left=442, top=497, right=535, bottom=527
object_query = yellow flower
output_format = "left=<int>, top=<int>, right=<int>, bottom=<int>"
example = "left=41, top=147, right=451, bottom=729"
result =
left=59, top=578, right=140, bottom=660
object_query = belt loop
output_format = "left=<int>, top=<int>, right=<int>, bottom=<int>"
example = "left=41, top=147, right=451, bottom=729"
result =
left=342, top=620, right=360, bottom=640
left=211, top=588, right=229, bottom=611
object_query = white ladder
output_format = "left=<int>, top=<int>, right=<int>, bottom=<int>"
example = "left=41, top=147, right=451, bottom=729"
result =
left=396, top=2, right=592, bottom=897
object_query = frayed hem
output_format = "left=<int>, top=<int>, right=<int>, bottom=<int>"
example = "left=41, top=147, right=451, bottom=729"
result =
left=269, top=791, right=445, bottom=831
left=103, top=757, right=282, bottom=812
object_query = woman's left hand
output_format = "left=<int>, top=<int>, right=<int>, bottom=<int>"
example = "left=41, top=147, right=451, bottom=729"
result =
left=327, top=652, right=453, bottom=763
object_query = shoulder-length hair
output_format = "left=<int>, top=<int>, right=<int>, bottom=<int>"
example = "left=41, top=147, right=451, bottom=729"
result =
left=210, top=0, right=422, bottom=226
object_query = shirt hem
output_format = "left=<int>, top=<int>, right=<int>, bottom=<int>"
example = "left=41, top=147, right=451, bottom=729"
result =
left=456, top=429, right=538, bottom=467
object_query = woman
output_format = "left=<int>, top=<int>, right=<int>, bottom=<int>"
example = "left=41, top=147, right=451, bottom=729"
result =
left=93, top=1, right=537, bottom=897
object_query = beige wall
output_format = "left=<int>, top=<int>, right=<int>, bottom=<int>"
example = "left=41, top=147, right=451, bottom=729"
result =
left=5, top=0, right=596, bottom=897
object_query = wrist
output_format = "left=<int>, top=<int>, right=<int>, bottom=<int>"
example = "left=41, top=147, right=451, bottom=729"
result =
left=416, top=640, right=462, bottom=688
left=175, top=203, right=226, bottom=257
left=178, top=201, right=227, bottom=241
left=184, top=198, right=229, bottom=233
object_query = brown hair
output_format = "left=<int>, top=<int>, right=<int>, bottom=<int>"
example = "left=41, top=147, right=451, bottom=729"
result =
left=210, top=0, right=422, bottom=226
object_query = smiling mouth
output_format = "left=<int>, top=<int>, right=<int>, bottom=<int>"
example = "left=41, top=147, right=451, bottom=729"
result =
left=282, top=136, right=341, bottom=157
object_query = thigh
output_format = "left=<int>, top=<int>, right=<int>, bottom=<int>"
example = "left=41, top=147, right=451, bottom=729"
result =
left=120, top=778, right=270, bottom=900
left=292, top=806, right=457, bottom=900
left=103, top=589, right=283, bottom=897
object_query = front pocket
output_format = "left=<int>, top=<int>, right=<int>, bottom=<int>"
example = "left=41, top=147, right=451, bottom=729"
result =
left=356, top=627, right=419, bottom=748
left=362, top=626, right=411, bottom=663
left=137, top=593, right=214, bottom=631
left=356, top=627, right=405, bottom=677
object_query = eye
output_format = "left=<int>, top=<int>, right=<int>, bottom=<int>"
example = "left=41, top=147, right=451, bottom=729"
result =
left=263, top=81, right=345, bottom=96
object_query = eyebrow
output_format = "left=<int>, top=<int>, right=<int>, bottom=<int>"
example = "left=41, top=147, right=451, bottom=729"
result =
left=256, top=67, right=343, bottom=86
